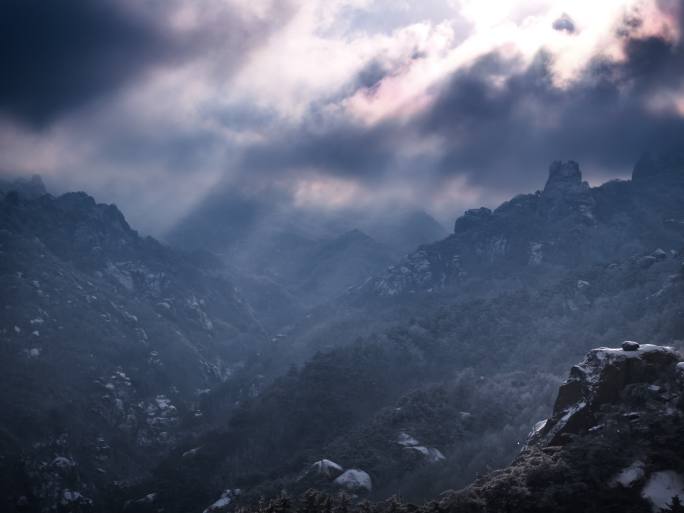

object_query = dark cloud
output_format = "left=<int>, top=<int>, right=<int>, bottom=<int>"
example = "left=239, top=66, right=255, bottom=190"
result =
left=420, top=9, right=684, bottom=189
left=240, top=3, right=683, bottom=197
left=238, top=118, right=403, bottom=183
left=552, top=13, right=576, bottom=33
left=0, top=0, right=175, bottom=127
left=232, top=9, right=684, bottom=199
left=0, top=0, right=296, bottom=129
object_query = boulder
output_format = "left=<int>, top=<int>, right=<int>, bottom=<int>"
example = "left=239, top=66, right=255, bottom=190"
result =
left=309, top=459, right=343, bottom=480
left=334, top=469, right=372, bottom=492
left=531, top=343, right=681, bottom=446
left=622, top=340, right=640, bottom=351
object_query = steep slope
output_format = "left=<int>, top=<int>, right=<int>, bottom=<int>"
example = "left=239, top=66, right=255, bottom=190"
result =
left=367, top=156, right=684, bottom=298
left=262, top=155, right=684, bottom=369
left=232, top=342, right=684, bottom=513
left=442, top=342, right=684, bottom=513
left=120, top=243, right=684, bottom=512
left=0, top=185, right=266, bottom=512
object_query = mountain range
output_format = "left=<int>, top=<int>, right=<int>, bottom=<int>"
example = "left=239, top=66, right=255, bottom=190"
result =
left=1, top=152, right=683, bottom=512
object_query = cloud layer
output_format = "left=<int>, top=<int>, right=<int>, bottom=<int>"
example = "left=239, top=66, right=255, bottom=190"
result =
left=1, top=0, right=683, bottom=234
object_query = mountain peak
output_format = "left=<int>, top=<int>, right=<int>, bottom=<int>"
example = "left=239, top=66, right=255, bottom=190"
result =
left=543, top=160, right=582, bottom=194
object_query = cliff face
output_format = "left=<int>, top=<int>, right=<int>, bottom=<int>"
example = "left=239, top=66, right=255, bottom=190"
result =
left=531, top=343, right=681, bottom=446
left=443, top=342, right=684, bottom=513
left=182, top=341, right=684, bottom=513
left=367, top=156, right=684, bottom=298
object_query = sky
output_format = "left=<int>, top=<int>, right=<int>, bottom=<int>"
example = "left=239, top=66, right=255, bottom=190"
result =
left=1, top=0, right=683, bottom=235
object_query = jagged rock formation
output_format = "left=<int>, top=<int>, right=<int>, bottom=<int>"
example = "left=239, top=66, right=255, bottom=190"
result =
left=233, top=342, right=684, bottom=513
left=442, top=342, right=684, bottom=512
left=3, top=154, right=684, bottom=513
left=368, top=156, right=684, bottom=297
left=530, top=344, right=681, bottom=446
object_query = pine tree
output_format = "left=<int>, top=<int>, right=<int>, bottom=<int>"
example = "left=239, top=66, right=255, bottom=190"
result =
left=662, top=496, right=684, bottom=513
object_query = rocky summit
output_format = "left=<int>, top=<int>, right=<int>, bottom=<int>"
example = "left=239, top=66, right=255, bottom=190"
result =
left=367, top=156, right=684, bottom=298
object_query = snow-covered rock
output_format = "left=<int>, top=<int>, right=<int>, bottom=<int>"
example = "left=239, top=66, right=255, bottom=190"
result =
left=641, top=471, right=684, bottom=512
left=530, top=343, right=680, bottom=446
left=622, top=340, right=640, bottom=351
left=203, top=489, right=240, bottom=513
left=529, top=419, right=547, bottom=438
left=396, top=432, right=446, bottom=463
left=334, top=469, right=372, bottom=492
left=405, top=446, right=446, bottom=463
left=397, top=432, right=420, bottom=447
left=182, top=446, right=202, bottom=459
left=123, top=493, right=157, bottom=511
left=609, top=461, right=645, bottom=488
left=310, top=459, right=344, bottom=479
left=51, top=456, right=76, bottom=469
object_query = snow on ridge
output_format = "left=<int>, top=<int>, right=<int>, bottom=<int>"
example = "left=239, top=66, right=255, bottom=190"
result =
left=574, top=343, right=679, bottom=385
left=203, top=489, right=240, bottom=513
left=396, top=432, right=446, bottom=463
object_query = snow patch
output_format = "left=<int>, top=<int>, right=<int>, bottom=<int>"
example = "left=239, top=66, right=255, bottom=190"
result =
left=334, top=469, right=372, bottom=492
left=310, top=459, right=343, bottom=478
left=203, top=489, right=240, bottom=513
left=530, top=419, right=547, bottom=437
left=641, top=471, right=684, bottom=511
left=397, top=432, right=420, bottom=447
left=397, top=432, right=446, bottom=463
left=610, top=461, right=645, bottom=488
left=405, top=446, right=446, bottom=462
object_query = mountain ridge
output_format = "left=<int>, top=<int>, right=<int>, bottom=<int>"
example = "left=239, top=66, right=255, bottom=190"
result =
left=364, top=155, right=684, bottom=298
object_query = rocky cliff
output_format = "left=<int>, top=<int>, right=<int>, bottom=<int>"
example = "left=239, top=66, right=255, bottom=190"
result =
left=368, top=155, right=684, bottom=297
left=443, top=341, right=684, bottom=512
left=229, top=342, right=684, bottom=513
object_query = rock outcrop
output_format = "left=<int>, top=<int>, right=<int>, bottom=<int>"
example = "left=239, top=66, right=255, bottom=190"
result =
left=442, top=342, right=684, bottom=513
left=530, top=343, right=681, bottom=446
left=367, top=153, right=684, bottom=298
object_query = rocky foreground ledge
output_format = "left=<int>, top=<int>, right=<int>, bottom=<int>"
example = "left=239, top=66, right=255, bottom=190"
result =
left=531, top=342, right=682, bottom=447
left=206, top=342, right=684, bottom=513
left=443, top=341, right=684, bottom=513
